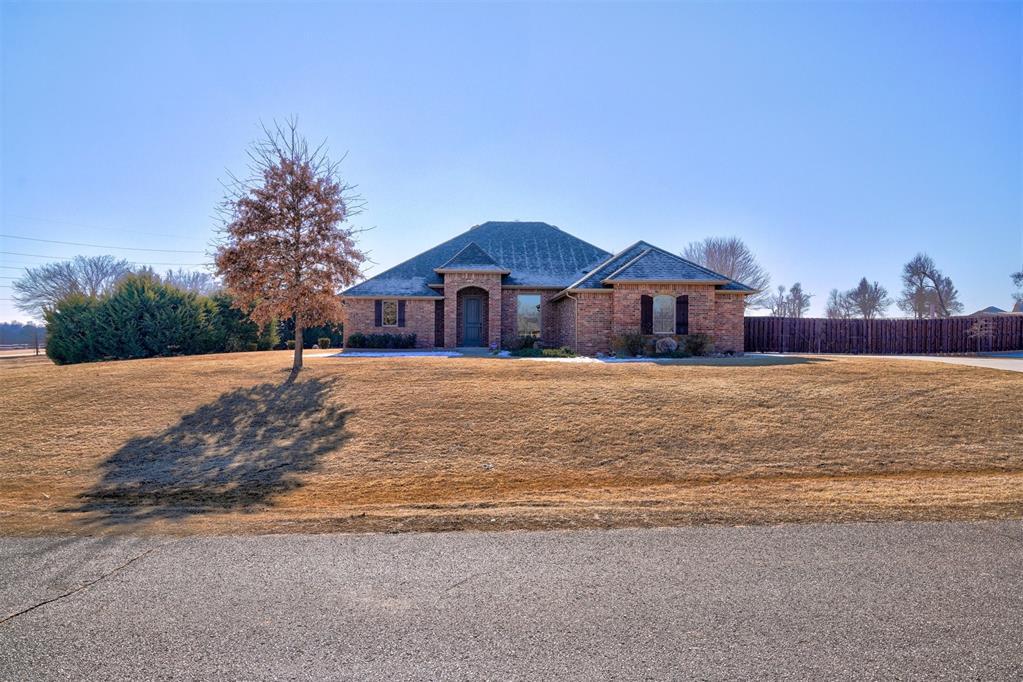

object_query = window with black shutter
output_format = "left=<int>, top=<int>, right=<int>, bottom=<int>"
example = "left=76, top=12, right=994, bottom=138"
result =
left=675, top=295, right=689, bottom=335
left=640, top=295, right=653, bottom=334
left=397, top=300, right=406, bottom=327
left=374, top=300, right=382, bottom=326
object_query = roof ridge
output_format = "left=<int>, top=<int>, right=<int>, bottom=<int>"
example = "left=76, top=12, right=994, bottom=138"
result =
left=640, top=242, right=753, bottom=287
left=560, top=240, right=648, bottom=291
left=600, top=247, right=654, bottom=282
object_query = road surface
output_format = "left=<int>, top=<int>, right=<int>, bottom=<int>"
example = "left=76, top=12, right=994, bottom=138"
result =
left=2, top=521, right=1021, bottom=680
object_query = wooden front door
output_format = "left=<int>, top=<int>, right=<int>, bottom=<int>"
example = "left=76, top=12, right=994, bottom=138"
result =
left=463, top=297, right=483, bottom=346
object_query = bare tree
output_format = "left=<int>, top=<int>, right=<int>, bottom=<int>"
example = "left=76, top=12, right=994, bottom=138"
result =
left=681, top=236, right=770, bottom=308
left=898, top=253, right=963, bottom=318
left=825, top=289, right=854, bottom=319
left=844, top=278, right=891, bottom=319
left=768, top=282, right=812, bottom=317
left=162, top=269, right=221, bottom=295
left=1012, top=269, right=1022, bottom=312
left=966, top=318, right=994, bottom=353
left=216, top=119, right=367, bottom=371
left=12, top=255, right=132, bottom=318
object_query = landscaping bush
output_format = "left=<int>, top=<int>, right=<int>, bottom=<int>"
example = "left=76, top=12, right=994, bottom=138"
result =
left=286, top=340, right=296, bottom=350
left=509, top=346, right=576, bottom=358
left=318, top=337, right=331, bottom=349
left=345, top=332, right=417, bottom=349
left=44, top=295, right=101, bottom=365
left=682, top=334, right=713, bottom=356
left=612, top=333, right=646, bottom=357
left=503, top=335, right=537, bottom=351
left=246, top=342, right=259, bottom=352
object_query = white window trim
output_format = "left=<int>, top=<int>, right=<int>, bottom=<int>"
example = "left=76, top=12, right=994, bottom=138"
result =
left=382, top=300, right=398, bottom=327
left=652, top=295, right=675, bottom=335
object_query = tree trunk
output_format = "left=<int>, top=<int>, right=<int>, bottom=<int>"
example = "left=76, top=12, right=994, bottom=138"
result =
left=293, top=315, right=304, bottom=370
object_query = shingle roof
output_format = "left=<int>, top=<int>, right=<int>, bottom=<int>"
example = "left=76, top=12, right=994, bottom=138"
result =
left=435, top=242, right=507, bottom=272
left=564, top=241, right=756, bottom=293
left=343, top=221, right=612, bottom=297
left=342, top=222, right=757, bottom=298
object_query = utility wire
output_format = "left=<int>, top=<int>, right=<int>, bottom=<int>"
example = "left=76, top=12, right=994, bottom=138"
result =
left=1, top=251, right=210, bottom=267
left=2, top=213, right=197, bottom=240
left=0, top=234, right=204, bottom=254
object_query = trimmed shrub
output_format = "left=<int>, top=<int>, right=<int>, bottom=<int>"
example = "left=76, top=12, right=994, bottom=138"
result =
left=346, top=332, right=417, bottom=349
left=509, top=346, right=576, bottom=358
left=246, top=342, right=259, bottom=352
left=286, top=340, right=296, bottom=350
left=612, top=333, right=646, bottom=357
left=318, top=337, right=331, bottom=349
left=45, top=295, right=101, bottom=365
left=503, top=335, right=537, bottom=351
left=682, top=334, right=713, bottom=356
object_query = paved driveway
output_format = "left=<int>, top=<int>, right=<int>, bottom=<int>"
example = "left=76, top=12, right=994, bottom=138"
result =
left=803, top=353, right=1023, bottom=373
left=2, top=521, right=1021, bottom=680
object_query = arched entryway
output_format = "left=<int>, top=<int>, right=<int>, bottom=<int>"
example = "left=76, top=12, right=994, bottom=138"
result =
left=456, top=286, right=489, bottom=346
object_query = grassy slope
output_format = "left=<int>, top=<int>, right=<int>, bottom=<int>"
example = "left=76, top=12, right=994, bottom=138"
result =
left=1, top=351, right=1021, bottom=535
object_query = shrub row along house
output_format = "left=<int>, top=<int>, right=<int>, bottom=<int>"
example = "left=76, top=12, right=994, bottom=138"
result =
left=341, top=221, right=756, bottom=355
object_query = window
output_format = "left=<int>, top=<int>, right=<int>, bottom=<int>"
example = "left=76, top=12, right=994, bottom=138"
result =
left=382, top=300, right=398, bottom=326
left=516, top=294, right=541, bottom=337
left=653, top=295, right=674, bottom=334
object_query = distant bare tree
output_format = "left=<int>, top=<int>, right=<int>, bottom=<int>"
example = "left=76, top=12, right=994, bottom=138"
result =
left=898, top=254, right=963, bottom=318
left=682, top=236, right=770, bottom=308
left=768, top=282, right=812, bottom=318
left=1012, top=268, right=1022, bottom=311
left=162, top=269, right=221, bottom=295
left=844, top=278, right=891, bottom=319
left=12, top=255, right=132, bottom=318
left=825, top=289, right=854, bottom=319
left=966, top=318, right=994, bottom=353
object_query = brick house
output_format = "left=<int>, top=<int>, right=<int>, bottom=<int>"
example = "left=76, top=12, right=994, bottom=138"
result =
left=341, top=221, right=755, bottom=355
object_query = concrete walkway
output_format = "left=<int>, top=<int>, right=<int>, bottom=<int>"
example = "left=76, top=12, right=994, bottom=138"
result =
left=2, top=521, right=1021, bottom=680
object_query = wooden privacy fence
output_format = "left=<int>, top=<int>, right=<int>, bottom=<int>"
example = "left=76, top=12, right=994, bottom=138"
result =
left=744, top=316, right=1023, bottom=354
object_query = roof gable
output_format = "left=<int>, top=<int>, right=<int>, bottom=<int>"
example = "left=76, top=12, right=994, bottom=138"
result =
left=435, top=242, right=507, bottom=272
left=564, top=241, right=756, bottom=293
left=343, top=221, right=611, bottom=297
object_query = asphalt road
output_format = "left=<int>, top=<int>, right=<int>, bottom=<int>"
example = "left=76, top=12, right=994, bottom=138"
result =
left=2, top=521, right=1021, bottom=680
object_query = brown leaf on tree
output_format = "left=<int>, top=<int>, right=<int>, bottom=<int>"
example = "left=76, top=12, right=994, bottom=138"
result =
left=215, top=119, right=366, bottom=370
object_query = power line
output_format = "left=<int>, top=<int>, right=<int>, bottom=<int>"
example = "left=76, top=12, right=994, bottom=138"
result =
left=1, top=251, right=211, bottom=267
left=2, top=213, right=198, bottom=240
left=0, top=234, right=204, bottom=254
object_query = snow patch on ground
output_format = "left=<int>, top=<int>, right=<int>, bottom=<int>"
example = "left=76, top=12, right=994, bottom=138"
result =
left=327, top=351, right=464, bottom=358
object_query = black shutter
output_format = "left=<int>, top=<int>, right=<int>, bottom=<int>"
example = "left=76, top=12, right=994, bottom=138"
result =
left=676, top=295, right=689, bottom=335
left=397, top=300, right=406, bottom=327
left=434, top=300, right=444, bottom=346
left=374, top=300, right=382, bottom=326
left=640, top=295, right=653, bottom=334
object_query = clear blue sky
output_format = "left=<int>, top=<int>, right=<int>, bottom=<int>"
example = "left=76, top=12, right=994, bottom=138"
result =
left=2, top=1, right=1020, bottom=321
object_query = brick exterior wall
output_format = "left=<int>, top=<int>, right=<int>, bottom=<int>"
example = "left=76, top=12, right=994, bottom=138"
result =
left=443, top=272, right=503, bottom=348
left=342, top=297, right=437, bottom=348
left=343, top=281, right=746, bottom=354
left=500, top=289, right=560, bottom=345
left=713, top=292, right=746, bottom=353
left=571, top=293, right=614, bottom=356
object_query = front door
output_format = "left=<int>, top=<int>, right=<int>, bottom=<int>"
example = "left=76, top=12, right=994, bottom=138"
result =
left=463, top=297, right=483, bottom=346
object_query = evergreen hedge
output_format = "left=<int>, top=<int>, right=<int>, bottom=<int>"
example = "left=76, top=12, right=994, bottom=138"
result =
left=45, top=275, right=278, bottom=364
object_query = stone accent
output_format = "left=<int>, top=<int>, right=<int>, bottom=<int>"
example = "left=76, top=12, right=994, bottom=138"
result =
left=443, top=272, right=503, bottom=348
left=342, top=297, right=437, bottom=348
left=500, top=289, right=560, bottom=346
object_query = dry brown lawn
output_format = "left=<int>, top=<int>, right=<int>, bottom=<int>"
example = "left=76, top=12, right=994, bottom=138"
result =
left=2, top=351, right=1021, bottom=536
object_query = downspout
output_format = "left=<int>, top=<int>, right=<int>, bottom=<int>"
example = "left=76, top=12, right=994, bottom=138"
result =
left=564, top=292, right=579, bottom=351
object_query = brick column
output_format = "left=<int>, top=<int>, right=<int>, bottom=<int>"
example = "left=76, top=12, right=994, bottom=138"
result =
left=488, top=288, right=501, bottom=348
left=443, top=282, right=458, bottom=348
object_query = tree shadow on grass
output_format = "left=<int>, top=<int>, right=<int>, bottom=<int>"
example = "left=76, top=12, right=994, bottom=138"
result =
left=67, top=372, right=353, bottom=529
